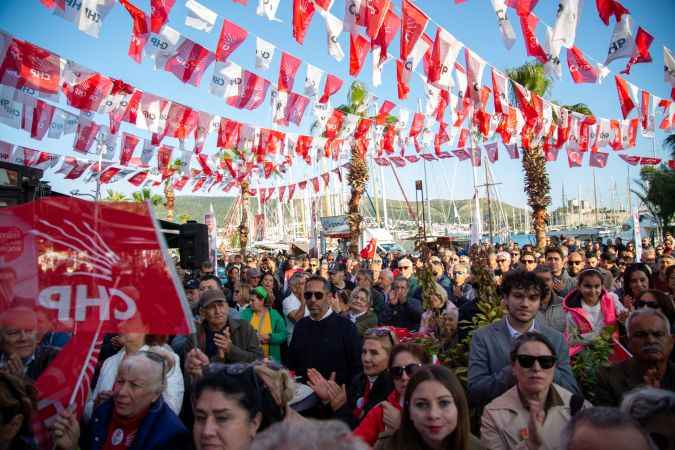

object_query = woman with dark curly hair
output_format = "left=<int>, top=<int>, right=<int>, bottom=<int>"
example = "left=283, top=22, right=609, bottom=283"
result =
left=618, top=263, right=654, bottom=309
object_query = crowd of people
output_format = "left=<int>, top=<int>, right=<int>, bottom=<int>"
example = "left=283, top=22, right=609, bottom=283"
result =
left=1, top=232, right=674, bottom=450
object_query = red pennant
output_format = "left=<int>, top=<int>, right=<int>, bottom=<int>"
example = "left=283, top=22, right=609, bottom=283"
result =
left=365, top=0, right=391, bottom=39
left=30, top=100, right=55, bottom=141
left=73, top=119, right=100, bottom=154
left=377, top=100, right=396, bottom=125
left=457, top=128, right=469, bottom=148
left=321, top=172, right=330, bottom=186
left=505, top=143, right=520, bottom=159
left=157, top=145, right=174, bottom=173
left=374, top=157, right=391, bottom=166
left=119, top=0, right=149, bottom=63
left=296, top=135, right=313, bottom=163
left=519, top=14, right=548, bottom=63
left=544, top=147, right=560, bottom=162
left=319, top=73, right=343, bottom=104
left=355, top=118, right=373, bottom=139
left=165, top=39, right=214, bottom=86
left=99, top=167, right=122, bottom=184
left=278, top=52, right=301, bottom=92
left=640, top=157, right=662, bottom=166
left=282, top=92, right=310, bottom=126
left=196, top=153, right=213, bottom=176
left=618, top=154, right=640, bottom=165
left=621, top=27, right=654, bottom=75
left=405, top=155, right=419, bottom=163
left=227, top=70, right=271, bottom=110
left=640, top=90, right=651, bottom=132
left=192, top=177, right=207, bottom=192
left=396, top=60, right=411, bottom=99
left=63, top=73, right=114, bottom=112
left=64, top=160, right=92, bottom=180
left=128, top=171, right=149, bottom=186
left=567, top=148, right=583, bottom=167
left=507, top=0, right=539, bottom=16
left=372, top=7, right=400, bottom=64
left=311, top=176, right=320, bottom=192
left=567, top=47, right=602, bottom=83
left=218, top=118, right=242, bottom=149
left=492, top=69, right=509, bottom=115
left=381, top=126, right=395, bottom=154
left=350, top=33, right=370, bottom=76
left=151, top=0, right=176, bottom=33
left=216, top=19, right=248, bottom=62
left=484, top=142, right=499, bottom=163
left=409, top=113, right=424, bottom=137
left=325, top=109, right=346, bottom=140
left=389, top=156, right=406, bottom=167
left=400, top=0, right=428, bottom=60
left=452, top=148, right=470, bottom=161
left=120, top=133, right=140, bottom=166
left=293, top=0, right=316, bottom=44
left=420, top=153, right=436, bottom=161
left=595, top=0, right=629, bottom=26
left=589, top=151, right=609, bottom=168
left=615, top=75, right=636, bottom=118
left=7, top=39, right=61, bottom=94
left=470, top=147, right=482, bottom=166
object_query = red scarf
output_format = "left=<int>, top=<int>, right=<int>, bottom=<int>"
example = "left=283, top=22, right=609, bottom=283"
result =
left=102, top=408, right=148, bottom=450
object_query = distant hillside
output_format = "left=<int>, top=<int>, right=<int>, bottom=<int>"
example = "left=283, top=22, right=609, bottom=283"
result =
left=154, top=195, right=529, bottom=229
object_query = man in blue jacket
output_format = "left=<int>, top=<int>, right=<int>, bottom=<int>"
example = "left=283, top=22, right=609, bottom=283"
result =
left=52, top=352, right=191, bottom=450
left=468, top=270, right=580, bottom=409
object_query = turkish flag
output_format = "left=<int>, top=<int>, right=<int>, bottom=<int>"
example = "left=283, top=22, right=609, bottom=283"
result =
left=319, top=73, right=343, bottom=103
left=216, top=19, right=248, bottom=61
left=151, top=0, right=176, bottom=33
left=615, top=75, right=637, bottom=118
left=400, top=0, right=428, bottom=60
left=278, top=52, right=301, bottom=92
left=293, top=0, right=316, bottom=44
left=165, top=38, right=214, bottom=86
left=360, top=238, right=377, bottom=259
left=349, top=33, right=370, bottom=76
left=519, top=14, right=548, bottom=63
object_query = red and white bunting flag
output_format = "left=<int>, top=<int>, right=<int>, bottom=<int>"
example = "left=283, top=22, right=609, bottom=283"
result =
left=615, top=75, right=638, bottom=118
left=640, top=157, right=661, bottom=166
left=319, top=73, right=343, bottom=103
left=349, top=33, right=370, bottom=76
left=400, top=0, right=428, bottom=60
left=377, top=100, right=395, bottom=125
left=658, top=99, right=674, bottom=130
left=504, top=142, right=519, bottom=159
left=28, top=100, right=55, bottom=141
left=506, top=0, right=539, bottom=17
left=157, top=144, right=174, bottom=173
left=470, top=146, right=482, bottom=166
left=62, top=68, right=113, bottom=112
left=639, top=90, right=654, bottom=137
left=567, top=148, right=583, bottom=167
left=227, top=70, right=270, bottom=110
left=311, top=176, right=320, bottom=192
left=595, top=0, right=629, bottom=26
left=567, top=46, right=608, bottom=83
left=365, top=0, right=391, bottom=39
left=428, top=28, right=462, bottom=89
left=293, top=0, right=316, bottom=44
left=489, top=0, right=516, bottom=49
left=405, top=155, right=419, bottom=163
left=605, top=13, right=633, bottom=65
left=542, top=25, right=563, bottom=80
left=452, top=148, right=470, bottom=161
left=151, top=0, right=176, bottom=33
left=257, top=0, right=282, bottom=22
left=99, top=166, right=123, bottom=184
left=53, top=0, right=115, bottom=38
left=551, top=0, right=580, bottom=48
left=210, top=61, right=243, bottom=99
left=664, top=47, right=675, bottom=88
left=120, top=133, right=139, bottom=166
left=372, top=8, right=400, bottom=65
left=255, top=37, right=276, bottom=70
left=419, top=153, right=436, bottom=161
left=118, top=0, right=149, bottom=63
left=4, top=39, right=61, bottom=95
left=374, top=157, right=391, bottom=166
left=589, top=151, right=609, bottom=168
left=618, top=154, right=640, bottom=165
left=465, top=48, right=486, bottom=105
left=196, top=152, right=213, bottom=176
left=185, top=0, right=217, bottom=33
left=396, top=60, right=411, bottom=99
left=193, top=111, right=212, bottom=153
left=622, top=118, right=638, bottom=148
left=160, top=103, right=196, bottom=140
left=295, top=135, right=313, bottom=163
left=324, top=12, right=346, bottom=62
left=278, top=52, right=301, bottom=92
left=0, top=141, right=13, bottom=162
left=143, top=25, right=183, bottom=70
left=128, top=170, right=149, bottom=186
left=216, top=19, right=248, bottom=61
left=491, top=69, right=509, bottom=114
left=285, top=92, right=310, bottom=126
left=73, top=118, right=100, bottom=154
left=305, top=64, right=324, bottom=97
left=484, top=142, right=499, bottom=163
left=321, top=172, right=331, bottom=187
left=519, top=14, right=548, bottom=63
left=621, top=27, right=653, bottom=75
left=389, top=156, right=406, bottom=167
left=140, top=140, right=155, bottom=166
left=595, top=118, right=611, bottom=148
left=344, top=0, right=366, bottom=30
left=543, top=147, right=559, bottom=162
left=164, top=38, right=214, bottom=86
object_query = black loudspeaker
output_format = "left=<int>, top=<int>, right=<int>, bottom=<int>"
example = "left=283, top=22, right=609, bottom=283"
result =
left=178, top=221, right=209, bottom=270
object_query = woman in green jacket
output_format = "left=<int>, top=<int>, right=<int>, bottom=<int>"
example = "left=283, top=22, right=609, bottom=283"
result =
left=240, top=286, right=287, bottom=364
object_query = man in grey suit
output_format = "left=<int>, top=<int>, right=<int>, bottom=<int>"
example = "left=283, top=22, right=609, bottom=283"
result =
left=468, top=270, right=580, bottom=408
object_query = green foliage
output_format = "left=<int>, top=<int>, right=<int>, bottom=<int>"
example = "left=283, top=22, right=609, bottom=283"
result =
left=177, top=213, right=193, bottom=224
left=506, top=62, right=552, bottom=98
left=570, top=327, right=615, bottom=404
left=665, top=134, right=675, bottom=159
left=105, top=190, right=128, bottom=202
left=132, top=188, right=164, bottom=207
left=633, top=162, right=675, bottom=232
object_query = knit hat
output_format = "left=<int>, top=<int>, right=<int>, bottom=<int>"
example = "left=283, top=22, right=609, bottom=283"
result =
left=252, top=286, right=269, bottom=301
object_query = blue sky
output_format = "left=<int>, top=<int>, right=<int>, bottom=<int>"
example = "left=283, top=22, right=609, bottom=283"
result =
left=0, top=0, right=673, bottom=210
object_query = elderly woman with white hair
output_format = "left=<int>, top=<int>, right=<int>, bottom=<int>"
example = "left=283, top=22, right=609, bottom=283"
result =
left=419, top=282, right=458, bottom=339
left=621, top=387, right=675, bottom=450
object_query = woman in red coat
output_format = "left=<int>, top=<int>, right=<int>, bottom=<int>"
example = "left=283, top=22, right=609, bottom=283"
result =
left=353, top=343, right=431, bottom=447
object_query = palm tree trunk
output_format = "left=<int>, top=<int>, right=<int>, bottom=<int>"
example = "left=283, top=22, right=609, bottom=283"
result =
left=521, top=146, right=551, bottom=252
left=239, top=181, right=250, bottom=257
left=164, top=180, right=175, bottom=222
left=347, top=143, right=368, bottom=256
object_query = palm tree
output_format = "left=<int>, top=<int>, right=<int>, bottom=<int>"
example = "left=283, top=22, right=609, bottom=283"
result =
left=177, top=213, right=193, bottom=223
left=506, top=62, right=592, bottom=251
left=132, top=188, right=164, bottom=207
left=105, top=190, right=128, bottom=202
left=238, top=180, right=250, bottom=256
left=665, top=133, right=675, bottom=159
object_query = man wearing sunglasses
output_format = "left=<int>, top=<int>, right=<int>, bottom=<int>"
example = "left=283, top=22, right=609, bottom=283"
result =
left=378, top=277, right=422, bottom=331
left=596, top=308, right=674, bottom=407
left=468, top=271, right=579, bottom=409
left=287, top=276, right=362, bottom=387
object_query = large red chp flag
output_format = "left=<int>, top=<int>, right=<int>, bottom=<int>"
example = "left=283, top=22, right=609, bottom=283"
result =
left=0, top=197, right=194, bottom=449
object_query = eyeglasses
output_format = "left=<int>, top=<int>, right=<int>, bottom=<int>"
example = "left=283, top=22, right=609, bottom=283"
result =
left=515, top=354, right=556, bottom=369
left=390, top=363, right=422, bottom=379
left=635, top=300, right=659, bottom=309
left=303, top=291, right=325, bottom=300
left=521, top=259, right=536, bottom=264
left=364, top=327, right=395, bottom=346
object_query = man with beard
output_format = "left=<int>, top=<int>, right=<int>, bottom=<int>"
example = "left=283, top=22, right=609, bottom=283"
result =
left=596, top=309, right=674, bottom=406
left=566, top=251, right=586, bottom=279
left=534, top=266, right=566, bottom=333
left=468, top=271, right=579, bottom=408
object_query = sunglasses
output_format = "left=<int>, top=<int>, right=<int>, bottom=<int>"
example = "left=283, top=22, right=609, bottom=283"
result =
left=400, top=266, right=412, bottom=270
left=521, top=259, right=535, bottom=264
left=390, top=363, right=422, bottom=379
left=303, top=291, right=325, bottom=300
left=515, top=354, right=556, bottom=369
left=364, top=327, right=395, bottom=346
left=635, top=300, right=659, bottom=309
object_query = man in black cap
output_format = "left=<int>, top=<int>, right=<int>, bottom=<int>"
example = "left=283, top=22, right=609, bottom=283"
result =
left=329, top=263, right=355, bottom=292
left=184, top=289, right=262, bottom=364
left=184, top=278, right=201, bottom=316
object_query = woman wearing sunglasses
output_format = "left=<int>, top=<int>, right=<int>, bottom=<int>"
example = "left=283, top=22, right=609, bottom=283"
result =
left=634, top=290, right=675, bottom=333
left=353, top=343, right=431, bottom=447
left=481, top=332, right=590, bottom=450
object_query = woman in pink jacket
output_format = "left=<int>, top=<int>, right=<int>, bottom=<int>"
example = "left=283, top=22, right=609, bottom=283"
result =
left=562, top=269, right=629, bottom=362
left=353, top=343, right=431, bottom=447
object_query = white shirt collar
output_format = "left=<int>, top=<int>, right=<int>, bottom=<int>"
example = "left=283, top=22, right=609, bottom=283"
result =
left=505, top=316, right=536, bottom=339
left=349, top=310, right=367, bottom=321
left=311, top=307, right=334, bottom=321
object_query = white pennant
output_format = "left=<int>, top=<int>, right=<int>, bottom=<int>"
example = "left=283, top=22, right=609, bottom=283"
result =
left=344, top=0, right=365, bottom=32
left=596, top=118, right=611, bottom=148
left=144, top=26, right=184, bottom=71
left=372, top=47, right=388, bottom=87
left=405, top=34, right=431, bottom=73
left=664, top=46, right=675, bottom=87
left=489, top=0, right=516, bottom=49
left=54, top=0, right=115, bottom=38
left=324, top=12, right=345, bottom=62
left=552, top=0, right=580, bottom=48
left=605, top=14, right=634, bottom=65
left=185, top=0, right=218, bottom=33
left=256, top=0, right=282, bottom=22
left=434, top=29, right=462, bottom=90
left=210, top=61, right=243, bottom=99
left=304, top=64, right=324, bottom=97
left=543, top=25, right=563, bottom=80
left=271, top=89, right=289, bottom=124
left=255, top=37, right=276, bottom=70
